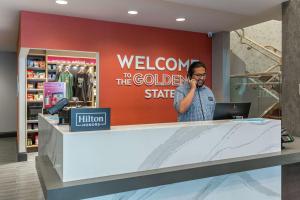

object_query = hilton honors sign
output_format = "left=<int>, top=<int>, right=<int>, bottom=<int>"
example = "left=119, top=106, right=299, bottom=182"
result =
left=70, top=108, right=111, bottom=132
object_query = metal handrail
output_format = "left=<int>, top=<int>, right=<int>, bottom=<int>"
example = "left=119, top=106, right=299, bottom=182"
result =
left=264, top=64, right=281, bottom=73
left=259, top=102, right=279, bottom=118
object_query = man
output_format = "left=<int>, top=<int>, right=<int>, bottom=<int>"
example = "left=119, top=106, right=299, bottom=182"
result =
left=174, top=61, right=215, bottom=122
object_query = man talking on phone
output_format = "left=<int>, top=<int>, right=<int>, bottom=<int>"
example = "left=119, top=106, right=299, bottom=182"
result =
left=174, top=61, right=215, bottom=122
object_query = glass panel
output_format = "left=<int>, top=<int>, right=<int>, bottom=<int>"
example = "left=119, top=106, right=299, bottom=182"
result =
left=230, top=75, right=281, bottom=119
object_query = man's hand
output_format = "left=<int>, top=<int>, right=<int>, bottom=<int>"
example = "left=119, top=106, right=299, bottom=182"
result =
left=178, top=80, right=197, bottom=113
left=189, top=79, right=197, bottom=90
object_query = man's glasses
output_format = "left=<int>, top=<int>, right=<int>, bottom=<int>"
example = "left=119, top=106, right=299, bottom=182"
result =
left=193, top=73, right=206, bottom=78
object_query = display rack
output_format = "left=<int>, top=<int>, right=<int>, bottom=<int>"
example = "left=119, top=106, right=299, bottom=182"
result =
left=46, top=55, right=97, bottom=107
left=24, top=51, right=98, bottom=153
left=26, top=54, right=46, bottom=151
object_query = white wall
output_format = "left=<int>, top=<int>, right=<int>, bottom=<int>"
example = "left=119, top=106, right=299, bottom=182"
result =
left=0, top=52, right=17, bottom=132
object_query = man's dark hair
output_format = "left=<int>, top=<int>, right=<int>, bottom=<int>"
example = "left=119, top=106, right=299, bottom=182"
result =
left=187, top=61, right=206, bottom=79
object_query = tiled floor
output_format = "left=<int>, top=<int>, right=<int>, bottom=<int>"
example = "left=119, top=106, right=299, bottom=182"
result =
left=0, top=137, right=44, bottom=200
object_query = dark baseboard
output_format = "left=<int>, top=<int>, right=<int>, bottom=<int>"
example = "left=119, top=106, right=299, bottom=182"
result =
left=17, top=152, right=28, bottom=162
left=0, top=131, right=17, bottom=138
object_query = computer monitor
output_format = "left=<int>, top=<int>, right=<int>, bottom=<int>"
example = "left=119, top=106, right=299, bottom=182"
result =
left=213, top=102, right=251, bottom=120
left=46, top=98, right=69, bottom=115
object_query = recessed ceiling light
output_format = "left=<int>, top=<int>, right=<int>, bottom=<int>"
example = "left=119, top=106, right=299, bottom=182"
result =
left=56, top=0, right=68, bottom=5
left=128, top=10, right=138, bottom=15
left=176, top=18, right=186, bottom=22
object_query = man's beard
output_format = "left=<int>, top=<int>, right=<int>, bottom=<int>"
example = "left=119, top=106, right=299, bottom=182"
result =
left=197, top=80, right=205, bottom=87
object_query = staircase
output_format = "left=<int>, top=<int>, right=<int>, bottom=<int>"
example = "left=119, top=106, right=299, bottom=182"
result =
left=234, top=29, right=282, bottom=64
left=232, top=29, right=282, bottom=119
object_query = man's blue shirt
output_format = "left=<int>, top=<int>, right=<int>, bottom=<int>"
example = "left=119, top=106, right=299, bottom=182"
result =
left=174, top=82, right=216, bottom=122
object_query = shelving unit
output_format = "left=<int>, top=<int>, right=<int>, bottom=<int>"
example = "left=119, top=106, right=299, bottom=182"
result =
left=21, top=49, right=98, bottom=154
left=47, top=61, right=96, bottom=67
left=27, top=100, right=44, bottom=102
left=26, top=145, right=38, bottom=153
left=27, top=89, right=44, bottom=92
left=27, top=129, right=39, bottom=133
left=27, top=78, right=47, bottom=81
left=26, top=54, right=46, bottom=152
left=27, top=144, right=38, bottom=148
left=27, top=120, right=39, bottom=123
left=47, top=55, right=97, bottom=107
left=27, top=67, right=46, bottom=71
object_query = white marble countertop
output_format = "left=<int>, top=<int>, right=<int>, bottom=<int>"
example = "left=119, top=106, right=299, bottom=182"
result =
left=38, top=114, right=281, bottom=182
left=41, top=114, right=272, bottom=135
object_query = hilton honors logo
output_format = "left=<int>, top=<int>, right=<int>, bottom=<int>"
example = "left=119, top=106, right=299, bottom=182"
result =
left=70, top=108, right=111, bottom=132
left=75, top=113, right=106, bottom=127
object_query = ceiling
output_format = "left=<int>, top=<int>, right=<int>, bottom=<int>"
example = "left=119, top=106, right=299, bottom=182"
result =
left=0, top=0, right=286, bottom=52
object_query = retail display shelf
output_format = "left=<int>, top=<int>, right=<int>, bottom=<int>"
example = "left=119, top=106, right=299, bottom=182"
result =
left=27, top=100, right=44, bottom=103
left=69, top=101, right=93, bottom=104
left=27, top=67, right=46, bottom=71
left=27, top=129, right=39, bottom=133
left=27, top=144, right=38, bottom=148
left=27, top=120, right=39, bottom=123
left=27, top=89, right=44, bottom=92
left=47, top=61, right=96, bottom=67
left=25, top=54, right=47, bottom=154
left=27, top=78, right=47, bottom=81
left=22, top=52, right=97, bottom=155
left=27, top=145, right=38, bottom=153
left=28, top=53, right=46, bottom=56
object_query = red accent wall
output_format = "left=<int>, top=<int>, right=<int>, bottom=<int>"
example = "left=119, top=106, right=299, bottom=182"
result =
left=19, top=11, right=212, bottom=125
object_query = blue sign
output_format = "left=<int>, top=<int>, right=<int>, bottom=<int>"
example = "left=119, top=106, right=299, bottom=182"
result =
left=70, top=108, right=111, bottom=132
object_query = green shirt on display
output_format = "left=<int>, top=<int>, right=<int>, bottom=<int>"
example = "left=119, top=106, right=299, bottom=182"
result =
left=58, top=71, right=73, bottom=99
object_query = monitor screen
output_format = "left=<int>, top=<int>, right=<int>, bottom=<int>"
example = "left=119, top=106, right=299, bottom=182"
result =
left=46, top=98, right=69, bottom=115
left=213, top=102, right=251, bottom=120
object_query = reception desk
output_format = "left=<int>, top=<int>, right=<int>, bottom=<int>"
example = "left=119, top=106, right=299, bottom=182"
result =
left=37, top=115, right=283, bottom=200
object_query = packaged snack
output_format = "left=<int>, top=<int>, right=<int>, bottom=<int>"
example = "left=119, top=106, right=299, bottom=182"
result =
left=34, top=94, right=39, bottom=100
left=27, top=83, right=34, bottom=89
left=28, top=60, right=34, bottom=68
left=37, top=72, right=45, bottom=79
left=39, top=61, right=46, bottom=69
left=27, top=138, right=33, bottom=146
left=35, top=134, right=38, bottom=145
left=27, top=94, right=34, bottom=101
left=33, top=61, right=39, bottom=68
left=38, top=94, right=44, bottom=101
left=37, top=82, right=44, bottom=89
left=27, top=70, right=34, bottom=78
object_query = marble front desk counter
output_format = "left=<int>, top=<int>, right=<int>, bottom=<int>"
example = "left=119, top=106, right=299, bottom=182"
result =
left=37, top=115, right=281, bottom=200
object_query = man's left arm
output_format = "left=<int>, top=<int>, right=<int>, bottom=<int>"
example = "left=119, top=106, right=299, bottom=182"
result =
left=207, top=89, right=216, bottom=119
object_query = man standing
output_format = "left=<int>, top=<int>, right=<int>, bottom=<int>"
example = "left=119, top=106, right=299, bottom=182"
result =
left=174, top=61, right=215, bottom=122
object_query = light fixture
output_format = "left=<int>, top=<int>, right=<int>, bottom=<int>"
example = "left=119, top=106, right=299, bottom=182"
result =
left=176, top=18, right=186, bottom=22
left=128, top=10, right=138, bottom=15
left=56, top=0, right=68, bottom=5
